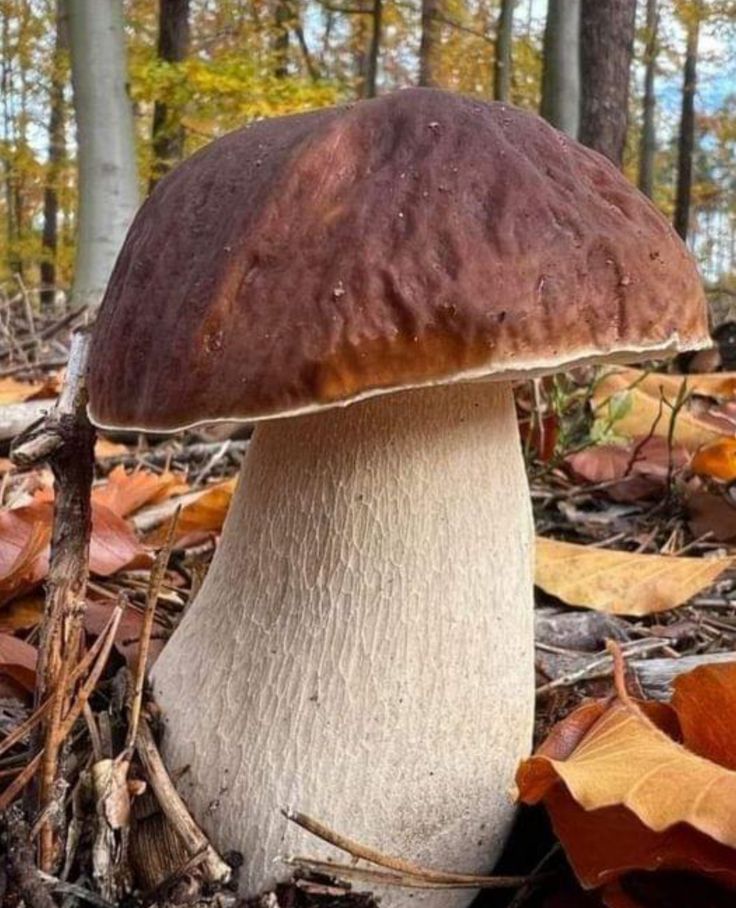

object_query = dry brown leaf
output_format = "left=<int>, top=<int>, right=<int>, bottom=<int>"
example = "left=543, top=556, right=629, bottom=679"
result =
left=0, top=376, right=58, bottom=405
left=89, top=503, right=150, bottom=576
left=0, top=633, right=37, bottom=691
left=685, top=486, right=736, bottom=542
left=672, top=663, right=736, bottom=771
left=92, top=466, right=188, bottom=518
left=145, top=478, right=236, bottom=547
left=535, top=538, right=731, bottom=616
left=593, top=369, right=729, bottom=451
left=94, top=437, right=129, bottom=459
left=0, top=594, right=44, bottom=632
left=85, top=599, right=166, bottom=669
left=566, top=437, right=689, bottom=502
left=0, top=504, right=52, bottom=605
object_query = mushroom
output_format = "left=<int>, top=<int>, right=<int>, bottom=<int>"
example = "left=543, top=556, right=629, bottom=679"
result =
left=87, top=89, right=709, bottom=908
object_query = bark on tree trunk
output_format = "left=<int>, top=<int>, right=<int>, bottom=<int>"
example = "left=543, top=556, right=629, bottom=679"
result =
left=418, top=0, right=439, bottom=87
left=365, top=0, right=382, bottom=98
left=67, top=0, right=139, bottom=308
left=674, top=7, right=701, bottom=241
left=579, top=0, right=637, bottom=168
left=638, top=0, right=658, bottom=198
left=273, top=0, right=290, bottom=79
left=540, top=0, right=580, bottom=138
left=150, top=0, right=190, bottom=192
left=493, top=0, right=514, bottom=102
left=41, top=0, right=69, bottom=312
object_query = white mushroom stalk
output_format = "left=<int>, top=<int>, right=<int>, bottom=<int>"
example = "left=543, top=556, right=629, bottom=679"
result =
left=151, top=380, right=535, bottom=908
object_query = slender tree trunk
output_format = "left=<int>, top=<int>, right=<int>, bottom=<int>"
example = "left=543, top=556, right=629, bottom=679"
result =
left=365, top=0, right=382, bottom=98
left=67, top=0, right=139, bottom=308
left=41, top=0, right=69, bottom=311
left=579, top=0, right=637, bottom=168
left=638, top=0, right=658, bottom=198
left=150, top=0, right=190, bottom=191
left=674, top=7, right=701, bottom=241
left=273, top=0, right=290, bottom=79
left=540, top=0, right=580, bottom=138
left=418, top=0, right=439, bottom=88
left=493, top=0, right=514, bottom=102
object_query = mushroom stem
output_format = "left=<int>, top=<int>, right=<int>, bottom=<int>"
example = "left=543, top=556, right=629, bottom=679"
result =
left=151, top=380, right=535, bottom=908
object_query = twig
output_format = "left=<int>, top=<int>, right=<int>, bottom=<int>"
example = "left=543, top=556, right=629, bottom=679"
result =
left=10, top=328, right=96, bottom=870
left=284, top=811, right=538, bottom=888
left=3, top=806, right=56, bottom=908
left=134, top=716, right=231, bottom=884
left=124, top=513, right=179, bottom=756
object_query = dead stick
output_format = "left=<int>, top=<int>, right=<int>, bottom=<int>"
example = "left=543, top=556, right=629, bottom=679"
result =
left=135, top=716, right=231, bottom=884
left=11, top=328, right=95, bottom=870
left=124, top=513, right=179, bottom=756
left=283, top=857, right=537, bottom=890
left=284, top=811, right=537, bottom=887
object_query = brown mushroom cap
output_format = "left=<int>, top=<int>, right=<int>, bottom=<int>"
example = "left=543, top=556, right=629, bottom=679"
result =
left=88, top=88, right=709, bottom=432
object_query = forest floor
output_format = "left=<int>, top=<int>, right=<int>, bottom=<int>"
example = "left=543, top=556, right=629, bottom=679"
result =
left=1, top=301, right=736, bottom=908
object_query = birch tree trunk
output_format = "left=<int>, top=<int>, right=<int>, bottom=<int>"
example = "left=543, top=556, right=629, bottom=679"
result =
left=493, top=0, right=514, bottom=102
left=41, top=0, right=69, bottom=311
left=579, top=0, right=637, bottom=168
left=674, top=5, right=702, bottom=241
left=150, top=0, right=190, bottom=191
left=540, top=0, right=580, bottom=138
left=67, top=0, right=138, bottom=309
left=638, top=0, right=658, bottom=198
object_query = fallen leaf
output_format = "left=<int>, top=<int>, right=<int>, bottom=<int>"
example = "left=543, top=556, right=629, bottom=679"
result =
left=0, top=633, right=37, bottom=691
left=92, top=466, right=188, bottom=518
left=94, top=437, right=129, bottom=459
left=517, top=660, right=736, bottom=902
left=89, top=503, right=150, bottom=576
left=691, top=438, right=736, bottom=481
left=0, top=504, right=52, bottom=605
left=0, top=376, right=57, bottom=405
left=567, top=437, right=689, bottom=503
left=593, top=369, right=730, bottom=451
left=85, top=599, right=166, bottom=669
left=145, top=478, right=236, bottom=547
left=0, top=594, right=45, bottom=631
left=535, top=538, right=731, bottom=616
left=684, top=487, right=736, bottom=542
left=672, top=663, right=736, bottom=770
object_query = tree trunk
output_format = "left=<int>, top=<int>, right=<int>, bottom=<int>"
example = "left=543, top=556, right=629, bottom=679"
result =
left=150, top=0, right=190, bottom=191
left=638, top=0, right=658, bottom=198
left=273, top=0, right=290, bottom=79
left=674, top=7, right=701, bottom=241
left=493, top=0, right=514, bottom=102
left=540, top=0, right=580, bottom=138
left=67, top=0, right=139, bottom=309
left=418, top=0, right=439, bottom=88
left=365, top=0, right=382, bottom=98
left=41, top=0, right=69, bottom=312
left=579, top=0, right=637, bottom=168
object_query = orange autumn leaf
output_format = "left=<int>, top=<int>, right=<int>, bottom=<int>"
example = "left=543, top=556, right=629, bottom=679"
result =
left=593, top=369, right=730, bottom=451
left=0, top=376, right=57, bottom=405
left=92, top=465, right=188, bottom=518
left=691, top=439, right=736, bottom=482
left=146, top=478, right=236, bottom=547
left=0, top=633, right=37, bottom=691
left=672, top=663, right=736, bottom=771
left=535, top=538, right=731, bottom=616
left=89, top=502, right=150, bottom=575
left=0, top=504, right=53, bottom=605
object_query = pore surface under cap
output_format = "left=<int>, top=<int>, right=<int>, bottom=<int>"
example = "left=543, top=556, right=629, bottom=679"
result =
left=88, top=88, right=708, bottom=431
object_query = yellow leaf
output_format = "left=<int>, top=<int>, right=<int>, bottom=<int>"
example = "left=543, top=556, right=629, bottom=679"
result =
left=145, top=479, right=236, bottom=546
left=535, top=537, right=731, bottom=616
left=593, top=368, right=729, bottom=451
left=518, top=699, right=736, bottom=850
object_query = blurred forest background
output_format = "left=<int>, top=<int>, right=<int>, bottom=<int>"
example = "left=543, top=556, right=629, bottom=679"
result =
left=1, top=0, right=735, bottom=318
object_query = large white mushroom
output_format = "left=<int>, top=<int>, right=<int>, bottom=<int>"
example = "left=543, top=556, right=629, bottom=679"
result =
left=88, top=89, right=708, bottom=908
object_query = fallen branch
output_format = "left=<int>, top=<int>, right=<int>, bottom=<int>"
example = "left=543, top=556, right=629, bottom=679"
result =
left=10, top=328, right=96, bottom=870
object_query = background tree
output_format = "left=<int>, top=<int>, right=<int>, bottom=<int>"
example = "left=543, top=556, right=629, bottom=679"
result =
left=493, top=0, right=515, bottom=102
left=579, top=0, right=637, bottom=168
left=67, top=0, right=138, bottom=307
left=674, top=1, right=703, bottom=240
left=638, top=0, right=659, bottom=198
left=418, top=0, right=440, bottom=88
left=540, top=0, right=580, bottom=137
left=149, top=0, right=190, bottom=191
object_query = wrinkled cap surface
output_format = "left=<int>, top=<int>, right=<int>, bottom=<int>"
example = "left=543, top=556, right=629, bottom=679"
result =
left=88, top=88, right=709, bottom=432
